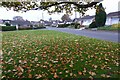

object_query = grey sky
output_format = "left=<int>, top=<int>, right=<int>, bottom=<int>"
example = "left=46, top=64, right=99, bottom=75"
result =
left=0, top=0, right=119, bottom=21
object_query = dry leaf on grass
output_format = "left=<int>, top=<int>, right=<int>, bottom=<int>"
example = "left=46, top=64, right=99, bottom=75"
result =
left=78, top=71, right=82, bottom=75
left=28, top=74, right=32, bottom=78
left=54, top=73, right=59, bottom=78
left=89, top=71, right=96, bottom=76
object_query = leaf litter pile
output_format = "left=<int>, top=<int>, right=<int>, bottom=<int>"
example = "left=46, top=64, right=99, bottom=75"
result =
left=1, top=30, right=120, bottom=78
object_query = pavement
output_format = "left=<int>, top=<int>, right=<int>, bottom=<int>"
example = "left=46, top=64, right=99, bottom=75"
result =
left=45, top=27, right=119, bottom=43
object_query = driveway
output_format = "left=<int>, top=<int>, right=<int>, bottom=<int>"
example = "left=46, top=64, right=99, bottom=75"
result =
left=46, top=27, right=119, bottom=43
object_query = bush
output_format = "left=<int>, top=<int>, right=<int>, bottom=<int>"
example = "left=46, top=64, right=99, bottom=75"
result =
left=57, top=22, right=80, bottom=29
left=33, top=27, right=46, bottom=29
left=18, top=27, right=33, bottom=30
left=5, top=22, right=11, bottom=26
left=70, top=23, right=80, bottom=29
left=2, top=26, right=16, bottom=31
left=58, top=24, right=70, bottom=28
left=112, top=23, right=120, bottom=28
left=33, top=24, right=46, bottom=29
left=89, top=22, right=97, bottom=28
left=34, top=24, right=44, bottom=28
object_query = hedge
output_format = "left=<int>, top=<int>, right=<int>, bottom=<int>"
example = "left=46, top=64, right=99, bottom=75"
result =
left=33, top=27, right=46, bottom=29
left=1, top=26, right=16, bottom=31
left=58, top=24, right=70, bottom=28
left=18, top=27, right=33, bottom=30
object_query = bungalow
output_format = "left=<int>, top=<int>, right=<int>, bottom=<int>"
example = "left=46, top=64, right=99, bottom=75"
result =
left=74, top=11, right=120, bottom=26
left=10, top=20, right=31, bottom=29
left=106, top=11, right=120, bottom=25
left=2, top=19, right=31, bottom=28
left=74, top=15, right=94, bottom=26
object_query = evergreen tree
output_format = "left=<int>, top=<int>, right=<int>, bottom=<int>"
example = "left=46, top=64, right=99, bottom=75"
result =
left=95, top=3, right=106, bottom=27
left=89, top=3, right=106, bottom=28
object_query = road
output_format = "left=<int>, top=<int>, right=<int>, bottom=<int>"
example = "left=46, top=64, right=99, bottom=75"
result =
left=45, top=27, right=119, bottom=43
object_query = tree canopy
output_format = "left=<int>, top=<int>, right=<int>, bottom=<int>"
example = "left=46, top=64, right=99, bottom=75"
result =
left=0, top=0, right=103, bottom=15
left=61, top=14, right=71, bottom=22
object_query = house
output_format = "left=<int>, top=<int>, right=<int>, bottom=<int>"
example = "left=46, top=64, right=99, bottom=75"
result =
left=1, top=19, right=32, bottom=30
left=74, top=15, right=94, bottom=26
left=10, top=20, right=31, bottom=29
left=73, top=11, right=120, bottom=26
left=2, top=20, right=11, bottom=24
left=0, top=19, right=4, bottom=26
left=106, top=11, right=120, bottom=25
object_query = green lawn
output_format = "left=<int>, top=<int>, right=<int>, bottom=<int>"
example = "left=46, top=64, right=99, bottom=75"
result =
left=1, top=30, right=120, bottom=79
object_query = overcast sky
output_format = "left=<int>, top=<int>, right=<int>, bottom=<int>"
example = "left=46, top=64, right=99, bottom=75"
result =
left=0, top=0, right=119, bottom=21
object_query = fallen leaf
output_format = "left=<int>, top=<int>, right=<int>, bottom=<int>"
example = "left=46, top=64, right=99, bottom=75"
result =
left=18, top=72, right=23, bottom=77
left=28, top=74, right=32, bottom=78
left=89, top=71, right=96, bottom=76
left=101, top=74, right=106, bottom=77
left=27, top=70, right=31, bottom=73
left=69, top=64, right=73, bottom=68
left=54, top=73, right=59, bottom=78
left=36, top=74, right=42, bottom=79
left=70, top=73, right=73, bottom=76
left=17, top=66, right=24, bottom=72
left=78, top=71, right=82, bottom=75
left=35, top=57, right=38, bottom=61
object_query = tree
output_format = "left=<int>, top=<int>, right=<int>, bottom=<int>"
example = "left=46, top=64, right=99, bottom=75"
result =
left=0, top=0, right=103, bottom=15
left=89, top=3, right=106, bottom=28
left=5, top=22, right=11, bottom=26
left=13, top=16, right=24, bottom=21
left=61, top=14, right=71, bottom=22
left=95, top=3, right=106, bottom=27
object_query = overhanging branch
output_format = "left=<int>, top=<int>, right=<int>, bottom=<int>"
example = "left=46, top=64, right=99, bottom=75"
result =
left=35, top=2, right=99, bottom=10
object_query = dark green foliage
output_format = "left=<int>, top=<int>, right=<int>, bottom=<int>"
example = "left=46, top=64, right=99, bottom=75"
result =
left=89, top=3, right=106, bottom=28
left=2, top=26, right=16, bottom=31
left=33, top=24, right=46, bottom=29
left=58, top=24, right=70, bottom=28
left=5, top=22, right=11, bottom=26
left=18, top=27, right=33, bottom=30
left=95, top=10, right=106, bottom=27
left=33, top=27, right=46, bottom=29
left=58, top=23, right=80, bottom=29
left=70, top=23, right=80, bottom=29
left=95, top=3, right=106, bottom=27
left=74, top=23, right=80, bottom=29
left=89, top=21, right=97, bottom=28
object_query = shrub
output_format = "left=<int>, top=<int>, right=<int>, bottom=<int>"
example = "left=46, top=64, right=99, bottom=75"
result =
left=112, top=23, right=120, bottom=28
left=58, top=24, right=70, bottom=28
left=89, top=21, right=97, bottom=28
left=33, top=27, right=46, bottom=29
left=2, top=26, right=16, bottom=31
left=18, top=27, right=32, bottom=30
left=33, top=24, right=46, bottom=29
left=70, top=22, right=80, bottom=29
left=5, top=22, right=11, bottom=26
